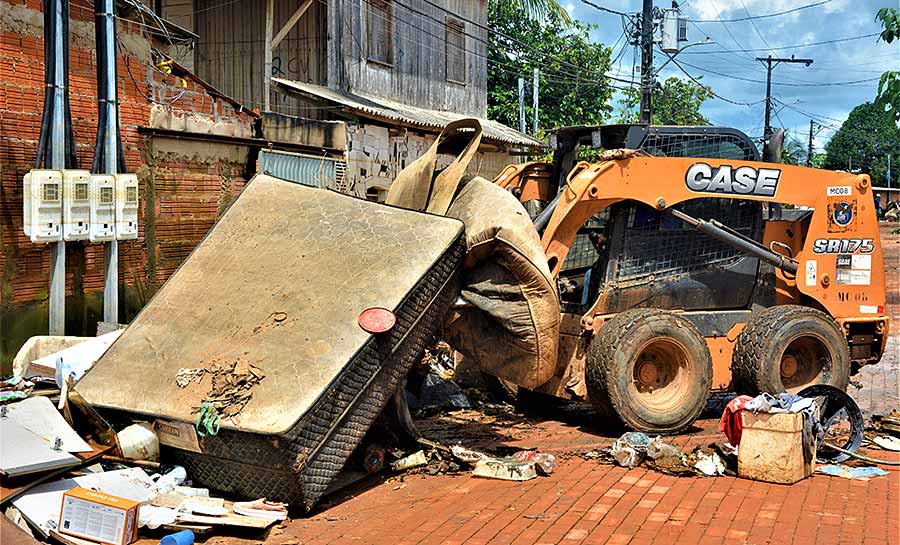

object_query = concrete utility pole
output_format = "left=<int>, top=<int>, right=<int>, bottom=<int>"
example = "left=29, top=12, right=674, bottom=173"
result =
left=756, top=55, right=813, bottom=138
left=532, top=67, right=539, bottom=136
left=48, top=0, right=67, bottom=334
left=807, top=119, right=815, bottom=167
left=639, top=0, right=654, bottom=123
left=518, top=77, right=526, bottom=134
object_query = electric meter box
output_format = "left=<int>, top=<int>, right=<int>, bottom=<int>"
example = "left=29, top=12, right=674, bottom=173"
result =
left=115, top=174, right=139, bottom=240
left=89, top=174, right=116, bottom=242
left=63, top=170, right=92, bottom=241
left=23, top=169, right=63, bottom=243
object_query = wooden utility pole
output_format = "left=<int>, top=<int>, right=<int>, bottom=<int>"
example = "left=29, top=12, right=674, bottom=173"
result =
left=639, top=0, right=654, bottom=123
left=756, top=55, right=813, bottom=138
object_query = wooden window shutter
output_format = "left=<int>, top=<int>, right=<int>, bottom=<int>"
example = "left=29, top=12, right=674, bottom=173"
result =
left=445, top=18, right=465, bottom=83
left=367, top=0, right=394, bottom=66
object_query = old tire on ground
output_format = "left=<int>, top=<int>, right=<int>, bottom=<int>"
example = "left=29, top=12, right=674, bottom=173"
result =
left=732, top=305, right=850, bottom=395
left=586, top=309, right=713, bottom=434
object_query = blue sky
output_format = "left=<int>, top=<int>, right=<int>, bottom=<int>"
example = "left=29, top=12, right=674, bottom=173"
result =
left=562, top=0, right=898, bottom=153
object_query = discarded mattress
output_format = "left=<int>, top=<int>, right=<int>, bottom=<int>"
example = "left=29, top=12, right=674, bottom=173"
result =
left=442, top=177, right=560, bottom=389
left=75, top=174, right=465, bottom=510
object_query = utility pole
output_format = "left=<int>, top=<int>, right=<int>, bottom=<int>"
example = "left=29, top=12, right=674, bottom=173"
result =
left=888, top=154, right=892, bottom=188
left=807, top=119, right=815, bottom=167
left=639, top=0, right=654, bottom=123
left=518, top=77, right=526, bottom=134
left=532, top=67, right=539, bottom=136
left=756, top=55, right=813, bottom=138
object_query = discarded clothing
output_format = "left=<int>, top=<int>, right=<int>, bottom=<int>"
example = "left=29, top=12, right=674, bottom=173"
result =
left=719, top=395, right=753, bottom=446
left=745, top=392, right=812, bottom=414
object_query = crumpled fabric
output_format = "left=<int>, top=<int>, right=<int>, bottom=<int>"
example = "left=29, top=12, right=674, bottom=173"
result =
left=719, top=395, right=753, bottom=446
left=745, top=392, right=812, bottom=414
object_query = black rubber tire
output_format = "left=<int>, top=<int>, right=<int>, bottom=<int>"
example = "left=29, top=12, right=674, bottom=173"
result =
left=586, top=308, right=713, bottom=435
left=732, top=305, right=850, bottom=396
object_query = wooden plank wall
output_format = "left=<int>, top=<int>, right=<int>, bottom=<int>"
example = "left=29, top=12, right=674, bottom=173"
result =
left=331, top=0, right=488, bottom=117
left=190, top=0, right=328, bottom=113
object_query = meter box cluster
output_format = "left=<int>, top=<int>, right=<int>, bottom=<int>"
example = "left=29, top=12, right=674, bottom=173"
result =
left=23, top=169, right=138, bottom=243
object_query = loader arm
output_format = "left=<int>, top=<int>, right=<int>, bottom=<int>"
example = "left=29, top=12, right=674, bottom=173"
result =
left=541, top=154, right=886, bottom=323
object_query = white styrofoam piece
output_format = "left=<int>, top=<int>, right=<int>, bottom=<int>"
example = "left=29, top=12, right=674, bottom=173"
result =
left=115, top=173, right=139, bottom=240
left=89, top=174, right=116, bottom=242
left=63, top=170, right=91, bottom=241
left=12, top=467, right=156, bottom=538
left=4, top=396, right=92, bottom=453
left=23, top=169, right=63, bottom=242
left=0, top=418, right=79, bottom=478
left=29, top=329, right=124, bottom=381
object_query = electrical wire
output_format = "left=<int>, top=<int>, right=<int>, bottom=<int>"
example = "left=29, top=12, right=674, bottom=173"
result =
left=682, top=32, right=883, bottom=54
left=576, top=0, right=629, bottom=17
left=660, top=49, right=763, bottom=107
left=688, top=0, right=831, bottom=23
left=674, top=59, right=881, bottom=87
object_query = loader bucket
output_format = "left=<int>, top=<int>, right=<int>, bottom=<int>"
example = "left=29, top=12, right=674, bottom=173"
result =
left=74, top=174, right=465, bottom=510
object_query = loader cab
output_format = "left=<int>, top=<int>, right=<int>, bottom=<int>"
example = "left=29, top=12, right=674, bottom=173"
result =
left=554, top=124, right=767, bottom=316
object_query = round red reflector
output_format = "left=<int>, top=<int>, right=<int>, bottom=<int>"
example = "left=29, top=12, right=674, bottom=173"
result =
left=358, top=307, right=396, bottom=334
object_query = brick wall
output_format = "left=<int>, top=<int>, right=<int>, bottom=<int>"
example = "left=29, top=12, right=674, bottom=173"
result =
left=0, top=0, right=255, bottom=368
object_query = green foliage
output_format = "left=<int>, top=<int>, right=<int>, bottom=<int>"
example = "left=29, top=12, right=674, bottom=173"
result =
left=616, top=77, right=714, bottom=125
left=487, top=3, right=613, bottom=131
left=491, top=0, right=571, bottom=24
left=875, top=8, right=900, bottom=122
left=810, top=152, right=826, bottom=169
left=824, top=102, right=900, bottom=186
left=780, top=137, right=808, bottom=166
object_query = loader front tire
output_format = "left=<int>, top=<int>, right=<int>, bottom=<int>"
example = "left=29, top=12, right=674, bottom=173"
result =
left=732, top=305, right=850, bottom=395
left=586, top=309, right=713, bottom=435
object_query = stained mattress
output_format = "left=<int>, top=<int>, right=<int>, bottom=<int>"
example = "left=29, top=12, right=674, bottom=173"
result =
left=75, top=174, right=465, bottom=509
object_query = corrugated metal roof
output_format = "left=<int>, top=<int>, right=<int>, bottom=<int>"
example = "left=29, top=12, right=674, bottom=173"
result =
left=272, top=78, right=545, bottom=148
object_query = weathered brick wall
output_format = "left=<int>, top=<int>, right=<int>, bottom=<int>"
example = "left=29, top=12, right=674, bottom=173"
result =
left=0, top=0, right=254, bottom=368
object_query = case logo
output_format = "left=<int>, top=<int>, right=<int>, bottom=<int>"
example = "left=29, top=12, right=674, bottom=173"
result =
left=685, top=163, right=781, bottom=197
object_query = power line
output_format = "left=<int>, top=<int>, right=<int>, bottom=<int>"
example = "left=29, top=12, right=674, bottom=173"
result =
left=576, top=0, right=630, bottom=17
left=688, top=0, right=831, bottom=22
left=675, top=59, right=881, bottom=87
left=661, top=50, right=762, bottom=107
left=682, top=32, right=882, bottom=54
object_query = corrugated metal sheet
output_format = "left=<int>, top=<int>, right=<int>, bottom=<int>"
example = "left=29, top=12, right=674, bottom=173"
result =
left=259, top=149, right=347, bottom=189
left=271, top=78, right=546, bottom=148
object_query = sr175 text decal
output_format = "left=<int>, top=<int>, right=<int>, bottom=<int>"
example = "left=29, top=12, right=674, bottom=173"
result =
left=685, top=163, right=781, bottom=197
left=812, top=238, right=875, bottom=254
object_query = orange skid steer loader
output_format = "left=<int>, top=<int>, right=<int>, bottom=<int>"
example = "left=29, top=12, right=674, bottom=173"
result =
left=489, top=142, right=887, bottom=434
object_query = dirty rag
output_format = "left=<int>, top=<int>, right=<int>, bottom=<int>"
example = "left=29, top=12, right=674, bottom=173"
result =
left=719, top=395, right=753, bottom=446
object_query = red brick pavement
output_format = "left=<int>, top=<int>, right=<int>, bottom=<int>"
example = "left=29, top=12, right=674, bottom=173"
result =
left=194, top=224, right=900, bottom=545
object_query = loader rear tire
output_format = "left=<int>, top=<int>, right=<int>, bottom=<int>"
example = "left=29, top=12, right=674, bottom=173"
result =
left=586, top=309, right=713, bottom=435
left=732, top=305, right=850, bottom=395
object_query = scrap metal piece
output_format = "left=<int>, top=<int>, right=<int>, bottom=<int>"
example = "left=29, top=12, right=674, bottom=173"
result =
left=797, top=384, right=864, bottom=464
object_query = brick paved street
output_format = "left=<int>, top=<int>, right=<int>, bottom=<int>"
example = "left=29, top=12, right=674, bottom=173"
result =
left=202, top=225, right=900, bottom=545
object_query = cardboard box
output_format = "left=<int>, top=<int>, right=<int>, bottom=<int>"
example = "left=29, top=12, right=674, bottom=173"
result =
left=57, top=487, right=140, bottom=545
left=738, top=411, right=813, bottom=484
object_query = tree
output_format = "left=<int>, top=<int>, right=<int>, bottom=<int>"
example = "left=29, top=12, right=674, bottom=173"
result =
left=487, top=3, right=613, bottom=131
left=492, top=0, right=571, bottom=24
left=810, top=152, right=826, bottom=169
left=780, top=137, right=807, bottom=166
left=824, top=102, right=900, bottom=186
left=616, top=77, right=714, bottom=125
left=875, top=8, right=899, bottom=122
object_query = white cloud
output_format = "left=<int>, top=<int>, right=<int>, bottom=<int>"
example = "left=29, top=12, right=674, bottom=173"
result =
left=566, top=2, right=575, bottom=14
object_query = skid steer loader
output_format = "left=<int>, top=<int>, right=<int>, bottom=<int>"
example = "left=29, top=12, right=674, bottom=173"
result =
left=485, top=124, right=888, bottom=434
